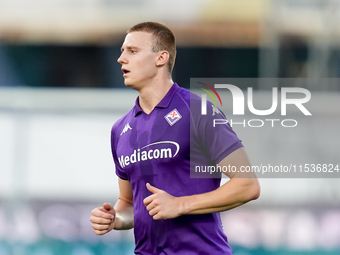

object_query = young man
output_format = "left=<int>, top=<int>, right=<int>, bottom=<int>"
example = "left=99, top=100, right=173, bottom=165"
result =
left=90, top=22, right=260, bottom=254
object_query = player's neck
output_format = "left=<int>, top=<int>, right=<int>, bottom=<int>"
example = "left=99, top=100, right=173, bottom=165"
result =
left=138, top=78, right=174, bottom=114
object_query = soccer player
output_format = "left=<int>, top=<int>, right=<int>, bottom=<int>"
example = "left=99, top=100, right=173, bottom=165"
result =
left=90, top=21, right=260, bottom=254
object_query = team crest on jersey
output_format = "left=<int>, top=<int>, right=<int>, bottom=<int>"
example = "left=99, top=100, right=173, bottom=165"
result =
left=164, top=109, right=182, bottom=126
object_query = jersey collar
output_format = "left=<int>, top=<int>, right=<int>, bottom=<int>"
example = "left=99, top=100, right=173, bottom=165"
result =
left=134, top=83, right=180, bottom=116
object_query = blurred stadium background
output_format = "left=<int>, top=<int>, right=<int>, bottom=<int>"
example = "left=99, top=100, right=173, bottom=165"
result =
left=0, top=0, right=340, bottom=254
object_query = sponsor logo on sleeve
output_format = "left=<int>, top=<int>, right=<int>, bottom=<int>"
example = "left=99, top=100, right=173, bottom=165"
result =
left=211, top=105, right=222, bottom=116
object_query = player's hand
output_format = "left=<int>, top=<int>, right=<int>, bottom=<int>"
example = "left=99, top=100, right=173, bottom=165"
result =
left=143, top=183, right=184, bottom=220
left=90, top=203, right=115, bottom=235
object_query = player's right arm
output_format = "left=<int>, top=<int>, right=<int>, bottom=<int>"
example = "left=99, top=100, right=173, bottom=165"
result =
left=90, top=178, right=134, bottom=235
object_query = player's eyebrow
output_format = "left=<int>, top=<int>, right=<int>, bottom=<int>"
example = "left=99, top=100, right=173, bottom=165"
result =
left=121, top=45, right=140, bottom=52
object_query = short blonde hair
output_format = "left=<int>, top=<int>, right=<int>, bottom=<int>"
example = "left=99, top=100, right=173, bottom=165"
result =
left=128, top=22, right=176, bottom=75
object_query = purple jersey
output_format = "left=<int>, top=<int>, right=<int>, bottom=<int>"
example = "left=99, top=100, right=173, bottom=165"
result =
left=111, top=83, right=243, bottom=254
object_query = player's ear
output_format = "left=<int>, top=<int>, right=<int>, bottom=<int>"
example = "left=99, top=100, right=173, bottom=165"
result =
left=155, top=50, right=169, bottom=67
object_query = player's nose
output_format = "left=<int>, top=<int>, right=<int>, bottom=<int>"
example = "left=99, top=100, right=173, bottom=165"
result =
left=117, top=52, right=127, bottom=64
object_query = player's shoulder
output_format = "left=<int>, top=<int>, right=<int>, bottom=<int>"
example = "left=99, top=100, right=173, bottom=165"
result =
left=111, top=107, right=135, bottom=137
left=175, top=85, right=219, bottom=116
left=174, top=85, right=202, bottom=111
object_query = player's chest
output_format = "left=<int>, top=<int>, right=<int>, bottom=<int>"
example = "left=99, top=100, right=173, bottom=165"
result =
left=116, top=108, right=190, bottom=171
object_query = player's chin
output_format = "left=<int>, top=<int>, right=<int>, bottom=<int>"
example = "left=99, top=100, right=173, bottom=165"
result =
left=124, top=80, right=138, bottom=90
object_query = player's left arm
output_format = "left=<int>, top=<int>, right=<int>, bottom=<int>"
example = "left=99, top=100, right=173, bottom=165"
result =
left=143, top=147, right=260, bottom=220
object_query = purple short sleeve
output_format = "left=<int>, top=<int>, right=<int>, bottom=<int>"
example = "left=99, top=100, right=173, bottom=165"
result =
left=111, top=125, right=129, bottom=180
left=194, top=100, right=243, bottom=165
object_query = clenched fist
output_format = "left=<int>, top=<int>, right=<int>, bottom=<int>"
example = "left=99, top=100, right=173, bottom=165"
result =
left=90, top=203, right=115, bottom=235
